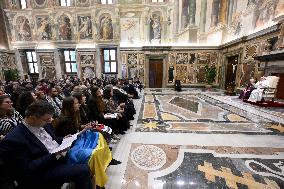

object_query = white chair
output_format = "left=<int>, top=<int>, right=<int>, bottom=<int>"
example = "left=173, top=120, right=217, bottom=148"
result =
left=262, top=76, right=280, bottom=101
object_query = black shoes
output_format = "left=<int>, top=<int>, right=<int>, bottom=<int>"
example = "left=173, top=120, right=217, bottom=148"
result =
left=96, top=186, right=105, bottom=189
left=109, top=159, right=122, bottom=165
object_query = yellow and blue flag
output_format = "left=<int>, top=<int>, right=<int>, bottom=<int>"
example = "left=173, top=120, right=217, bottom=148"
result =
left=67, top=130, right=112, bottom=187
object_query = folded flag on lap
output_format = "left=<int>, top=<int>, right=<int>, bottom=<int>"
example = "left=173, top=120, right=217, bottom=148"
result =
left=67, top=130, right=112, bottom=187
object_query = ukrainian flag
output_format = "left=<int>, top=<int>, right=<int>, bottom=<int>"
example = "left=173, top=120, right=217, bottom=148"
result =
left=67, top=130, right=112, bottom=187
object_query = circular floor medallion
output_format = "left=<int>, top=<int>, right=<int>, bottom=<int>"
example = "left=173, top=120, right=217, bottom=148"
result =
left=131, top=145, right=166, bottom=170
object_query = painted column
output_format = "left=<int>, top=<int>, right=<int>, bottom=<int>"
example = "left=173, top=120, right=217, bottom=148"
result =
left=199, top=0, right=207, bottom=33
left=188, top=0, right=196, bottom=26
left=219, top=0, right=227, bottom=25
left=233, top=0, right=237, bottom=16
left=211, top=0, right=220, bottom=27
left=117, top=46, right=122, bottom=78
left=173, top=0, right=179, bottom=34
left=227, top=0, right=234, bottom=25
left=181, top=0, right=189, bottom=29
left=54, top=49, right=62, bottom=79
left=96, top=48, right=102, bottom=78
left=15, top=49, right=24, bottom=78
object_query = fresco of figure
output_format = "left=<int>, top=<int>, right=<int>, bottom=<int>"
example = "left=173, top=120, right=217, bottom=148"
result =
left=99, top=15, right=113, bottom=40
left=254, top=0, right=278, bottom=29
left=78, top=16, right=92, bottom=39
left=37, top=17, right=52, bottom=40
left=17, top=17, right=32, bottom=41
left=150, top=14, right=161, bottom=41
left=59, top=16, right=72, bottom=40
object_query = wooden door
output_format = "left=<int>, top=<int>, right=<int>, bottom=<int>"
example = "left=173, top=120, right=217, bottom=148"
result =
left=225, top=56, right=238, bottom=89
left=149, top=59, right=163, bottom=88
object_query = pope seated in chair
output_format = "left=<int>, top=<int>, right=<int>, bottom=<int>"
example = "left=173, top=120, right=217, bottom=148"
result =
left=248, top=76, right=269, bottom=103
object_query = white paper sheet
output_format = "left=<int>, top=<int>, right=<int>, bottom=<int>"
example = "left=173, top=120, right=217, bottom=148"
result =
left=51, top=133, right=79, bottom=154
left=104, top=113, right=118, bottom=119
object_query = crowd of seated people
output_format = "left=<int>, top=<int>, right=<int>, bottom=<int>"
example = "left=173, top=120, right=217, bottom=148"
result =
left=0, top=77, right=143, bottom=189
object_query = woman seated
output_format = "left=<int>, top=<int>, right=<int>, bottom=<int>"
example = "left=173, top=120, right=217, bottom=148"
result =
left=87, top=86, right=125, bottom=135
left=239, top=78, right=256, bottom=100
left=72, top=92, right=89, bottom=125
left=54, top=96, right=81, bottom=137
left=103, top=85, right=130, bottom=132
left=54, top=96, right=121, bottom=188
left=72, top=92, right=113, bottom=143
left=248, top=76, right=270, bottom=103
left=16, top=91, right=36, bottom=118
left=0, top=95, right=23, bottom=140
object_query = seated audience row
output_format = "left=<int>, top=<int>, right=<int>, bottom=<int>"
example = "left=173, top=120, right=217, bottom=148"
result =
left=0, top=77, right=142, bottom=189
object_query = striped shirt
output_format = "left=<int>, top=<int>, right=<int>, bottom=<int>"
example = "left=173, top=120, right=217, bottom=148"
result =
left=0, top=111, right=23, bottom=136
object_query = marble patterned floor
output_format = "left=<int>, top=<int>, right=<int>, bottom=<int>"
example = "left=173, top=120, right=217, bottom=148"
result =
left=106, top=89, right=284, bottom=189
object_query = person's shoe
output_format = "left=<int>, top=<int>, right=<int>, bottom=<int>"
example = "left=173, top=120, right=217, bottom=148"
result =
left=96, top=186, right=105, bottom=189
left=109, top=159, right=122, bottom=165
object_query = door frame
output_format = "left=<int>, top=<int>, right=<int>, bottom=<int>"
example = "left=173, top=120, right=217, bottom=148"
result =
left=221, top=50, right=242, bottom=89
left=145, top=54, right=167, bottom=88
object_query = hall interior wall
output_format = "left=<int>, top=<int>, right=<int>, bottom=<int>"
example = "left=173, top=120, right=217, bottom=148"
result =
left=0, top=0, right=284, bottom=89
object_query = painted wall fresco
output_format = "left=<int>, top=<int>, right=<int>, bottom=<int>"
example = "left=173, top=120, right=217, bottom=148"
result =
left=39, top=54, right=56, bottom=80
left=118, top=0, right=142, bottom=4
left=78, top=15, right=92, bottom=40
left=33, top=0, right=47, bottom=8
left=59, top=15, right=72, bottom=40
left=79, top=53, right=96, bottom=79
left=16, top=16, right=32, bottom=41
left=98, top=14, right=113, bottom=40
left=36, top=17, right=52, bottom=40
left=253, top=0, right=279, bottom=29
left=0, top=52, right=16, bottom=80
left=121, top=17, right=140, bottom=44
left=0, top=8, right=9, bottom=49
left=149, top=12, right=161, bottom=43
left=2, top=0, right=284, bottom=46
left=76, top=0, right=89, bottom=7
left=240, top=61, right=256, bottom=87
left=121, top=52, right=145, bottom=82
left=166, top=51, right=220, bottom=85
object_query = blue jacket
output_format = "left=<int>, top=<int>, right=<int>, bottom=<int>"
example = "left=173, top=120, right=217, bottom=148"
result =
left=0, top=123, right=63, bottom=187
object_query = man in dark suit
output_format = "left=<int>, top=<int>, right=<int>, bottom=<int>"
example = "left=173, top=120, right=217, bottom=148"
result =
left=0, top=101, right=92, bottom=189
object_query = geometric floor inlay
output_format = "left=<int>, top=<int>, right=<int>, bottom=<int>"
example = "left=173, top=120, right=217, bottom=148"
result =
left=131, top=145, right=166, bottom=171
left=155, top=152, right=284, bottom=189
left=169, top=96, right=199, bottom=113
left=107, top=89, right=284, bottom=189
left=136, top=93, right=284, bottom=135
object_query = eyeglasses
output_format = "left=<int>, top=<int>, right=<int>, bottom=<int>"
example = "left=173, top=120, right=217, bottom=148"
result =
left=39, top=116, right=52, bottom=123
left=3, top=101, right=13, bottom=104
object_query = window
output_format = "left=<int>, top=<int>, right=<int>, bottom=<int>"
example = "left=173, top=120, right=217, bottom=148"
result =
left=151, top=0, right=164, bottom=2
left=101, top=0, right=113, bottom=4
left=26, top=51, right=38, bottom=74
left=20, top=0, right=27, bottom=9
left=60, top=0, right=71, bottom=6
left=64, top=50, right=77, bottom=73
left=102, top=49, right=117, bottom=73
